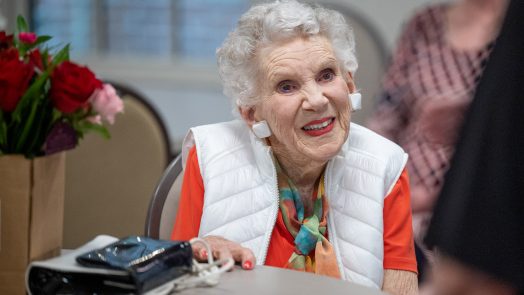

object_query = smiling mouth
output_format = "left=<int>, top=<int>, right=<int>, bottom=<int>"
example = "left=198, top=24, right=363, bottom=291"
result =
left=302, top=117, right=335, bottom=136
left=303, top=117, right=334, bottom=130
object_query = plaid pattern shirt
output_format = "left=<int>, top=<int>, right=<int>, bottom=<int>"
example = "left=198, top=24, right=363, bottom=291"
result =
left=367, top=4, right=493, bottom=244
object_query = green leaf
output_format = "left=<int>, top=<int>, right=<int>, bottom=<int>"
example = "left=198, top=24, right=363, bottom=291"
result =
left=17, top=15, right=29, bottom=33
left=36, top=35, right=52, bottom=43
left=18, top=44, right=28, bottom=57
left=14, top=98, right=39, bottom=152
left=51, top=109, right=62, bottom=123
left=11, top=71, right=50, bottom=123
left=78, top=121, right=111, bottom=139
left=25, top=99, right=53, bottom=154
left=31, top=35, right=52, bottom=48
left=42, top=50, right=50, bottom=68
left=51, top=44, right=70, bottom=66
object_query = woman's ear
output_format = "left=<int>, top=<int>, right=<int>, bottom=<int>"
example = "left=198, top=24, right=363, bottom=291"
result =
left=240, top=106, right=272, bottom=138
left=239, top=106, right=257, bottom=128
left=346, top=72, right=356, bottom=93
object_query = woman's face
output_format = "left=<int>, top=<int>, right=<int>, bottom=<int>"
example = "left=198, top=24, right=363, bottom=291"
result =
left=244, top=35, right=356, bottom=163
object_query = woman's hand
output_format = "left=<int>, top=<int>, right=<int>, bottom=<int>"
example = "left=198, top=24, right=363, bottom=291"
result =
left=191, top=235, right=256, bottom=270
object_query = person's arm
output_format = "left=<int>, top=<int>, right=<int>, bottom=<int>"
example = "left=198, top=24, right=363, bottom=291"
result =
left=383, top=269, right=418, bottom=295
left=171, top=146, right=205, bottom=240
left=170, top=146, right=256, bottom=269
left=382, top=169, right=419, bottom=294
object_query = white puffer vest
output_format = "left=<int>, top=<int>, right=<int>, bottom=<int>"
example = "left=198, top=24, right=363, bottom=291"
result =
left=181, top=120, right=408, bottom=289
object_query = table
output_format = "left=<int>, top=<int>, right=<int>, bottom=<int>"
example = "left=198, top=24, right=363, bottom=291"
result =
left=176, top=266, right=385, bottom=295
left=58, top=238, right=384, bottom=295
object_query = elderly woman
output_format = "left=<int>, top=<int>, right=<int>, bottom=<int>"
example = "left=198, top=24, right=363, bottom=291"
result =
left=172, top=1, right=417, bottom=293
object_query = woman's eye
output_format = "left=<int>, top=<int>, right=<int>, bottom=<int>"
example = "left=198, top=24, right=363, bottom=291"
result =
left=318, top=69, right=335, bottom=82
left=277, top=81, right=297, bottom=93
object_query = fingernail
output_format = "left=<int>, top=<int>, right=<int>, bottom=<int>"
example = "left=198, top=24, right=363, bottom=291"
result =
left=200, top=249, right=208, bottom=259
left=243, top=261, right=253, bottom=270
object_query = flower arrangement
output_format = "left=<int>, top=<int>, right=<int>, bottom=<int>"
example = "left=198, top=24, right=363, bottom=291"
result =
left=0, top=16, right=123, bottom=158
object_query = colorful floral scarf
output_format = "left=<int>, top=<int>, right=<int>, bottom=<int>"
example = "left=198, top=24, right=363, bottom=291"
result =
left=276, top=161, right=341, bottom=278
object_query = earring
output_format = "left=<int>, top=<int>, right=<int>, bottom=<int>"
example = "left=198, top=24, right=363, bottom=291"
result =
left=252, top=120, right=272, bottom=138
left=349, top=92, right=362, bottom=112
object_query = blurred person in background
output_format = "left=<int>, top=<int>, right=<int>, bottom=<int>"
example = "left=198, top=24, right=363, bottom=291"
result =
left=424, top=1, right=524, bottom=293
left=171, top=1, right=418, bottom=293
left=366, top=0, right=509, bottom=278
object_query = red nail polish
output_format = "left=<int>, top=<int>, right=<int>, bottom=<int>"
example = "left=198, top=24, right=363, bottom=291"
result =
left=200, top=249, right=208, bottom=259
left=243, top=261, right=253, bottom=270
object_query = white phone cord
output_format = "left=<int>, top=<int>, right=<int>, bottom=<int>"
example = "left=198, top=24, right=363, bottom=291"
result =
left=168, top=238, right=234, bottom=292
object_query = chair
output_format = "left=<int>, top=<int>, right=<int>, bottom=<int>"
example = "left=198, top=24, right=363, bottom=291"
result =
left=63, top=82, right=172, bottom=248
left=145, top=154, right=184, bottom=240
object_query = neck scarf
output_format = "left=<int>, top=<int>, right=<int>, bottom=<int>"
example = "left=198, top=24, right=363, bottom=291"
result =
left=276, top=161, right=341, bottom=278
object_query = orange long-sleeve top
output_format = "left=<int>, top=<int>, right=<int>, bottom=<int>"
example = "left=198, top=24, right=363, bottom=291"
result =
left=172, top=146, right=417, bottom=273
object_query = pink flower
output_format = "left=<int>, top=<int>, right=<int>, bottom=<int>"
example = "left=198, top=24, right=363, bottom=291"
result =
left=18, top=32, right=37, bottom=44
left=90, top=84, right=124, bottom=124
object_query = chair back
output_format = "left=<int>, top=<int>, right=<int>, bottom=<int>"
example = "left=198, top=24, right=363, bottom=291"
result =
left=64, top=82, right=172, bottom=248
left=145, top=154, right=184, bottom=240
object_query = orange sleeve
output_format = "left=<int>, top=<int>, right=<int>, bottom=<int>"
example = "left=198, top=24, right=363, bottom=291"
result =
left=171, top=146, right=205, bottom=241
left=383, top=168, right=418, bottom=273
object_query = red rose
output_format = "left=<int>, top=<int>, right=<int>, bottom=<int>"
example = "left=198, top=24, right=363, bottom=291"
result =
left=29, top=49, right=44, bottom=70
left=0, top=31, right=14, bottom=50
left=0, top=49, right=34, bottom=112
left=49, top=61, right=102, bottom=113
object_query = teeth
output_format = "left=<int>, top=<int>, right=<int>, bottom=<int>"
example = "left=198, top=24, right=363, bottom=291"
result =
left=303, top=118, right=333, bottom=131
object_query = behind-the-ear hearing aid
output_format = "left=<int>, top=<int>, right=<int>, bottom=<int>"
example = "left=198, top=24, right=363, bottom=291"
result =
left=252, top=120, right=272, bottom=138
left=349, top=92, right=362, bottom=112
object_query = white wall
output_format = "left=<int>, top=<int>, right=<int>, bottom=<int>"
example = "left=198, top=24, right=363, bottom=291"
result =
left=0, top=0, right=29, bottom=31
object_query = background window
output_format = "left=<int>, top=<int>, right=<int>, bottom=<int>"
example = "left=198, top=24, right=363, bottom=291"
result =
left=32, top=0, right=249, bottom=60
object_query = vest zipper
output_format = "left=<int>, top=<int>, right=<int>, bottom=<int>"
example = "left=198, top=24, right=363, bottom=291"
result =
left=259, top=152, right=280, bottom=265
left=325, top=160, right=344, bottom=278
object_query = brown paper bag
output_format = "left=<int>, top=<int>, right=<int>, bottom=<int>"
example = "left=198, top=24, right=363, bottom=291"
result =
left=0, top=152, right=65, bottom=294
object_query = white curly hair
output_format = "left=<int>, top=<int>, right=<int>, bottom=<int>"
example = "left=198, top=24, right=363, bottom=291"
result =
left=216, top=0, right=358, bottom=111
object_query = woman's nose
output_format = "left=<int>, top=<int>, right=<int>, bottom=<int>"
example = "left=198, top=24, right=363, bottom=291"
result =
left=302, top=86, right=329, bottom=111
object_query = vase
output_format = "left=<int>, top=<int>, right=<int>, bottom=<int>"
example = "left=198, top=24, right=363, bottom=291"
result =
left=0, top=152, right=65, bottom=294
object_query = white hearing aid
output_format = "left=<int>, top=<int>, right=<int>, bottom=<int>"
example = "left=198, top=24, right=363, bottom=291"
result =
left=252, top=120, right=272, bottom=138
left=349, top=92, right=362, bottom=112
